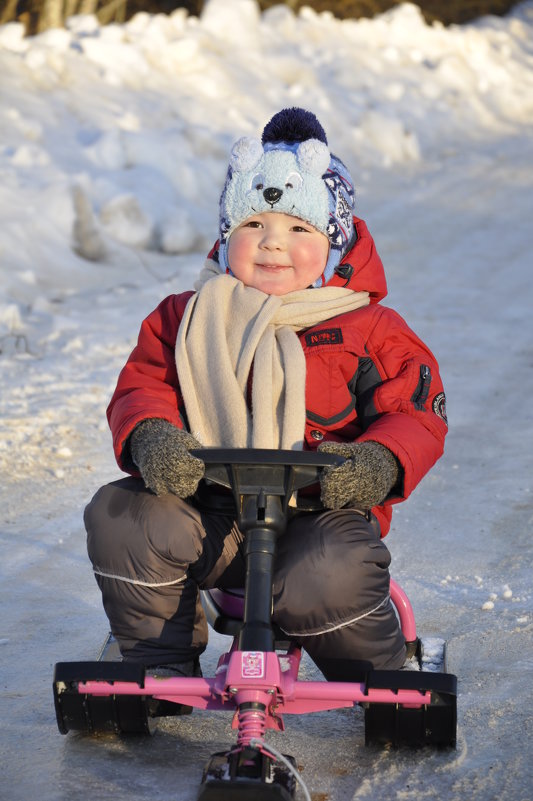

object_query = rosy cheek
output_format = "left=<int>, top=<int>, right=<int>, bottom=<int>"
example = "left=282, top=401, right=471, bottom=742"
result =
left=227, top=236, right=242, bottom=262
left=227, top=237, right=252, bottom=279
left=305, top=246, right=327, bottom=267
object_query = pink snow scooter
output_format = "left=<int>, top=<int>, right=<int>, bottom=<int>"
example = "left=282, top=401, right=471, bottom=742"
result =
left=54, top=449, right=457, bottom=800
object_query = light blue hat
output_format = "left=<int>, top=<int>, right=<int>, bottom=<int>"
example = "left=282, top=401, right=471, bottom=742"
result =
left=218, top=108, right=356, bottom=287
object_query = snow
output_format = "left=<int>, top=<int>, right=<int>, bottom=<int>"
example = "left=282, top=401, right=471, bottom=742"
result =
left=1, top=0, right=533, bottom=798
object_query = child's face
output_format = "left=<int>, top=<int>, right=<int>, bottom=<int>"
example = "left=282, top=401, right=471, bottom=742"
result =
left=227, top=212, right=329, bottom=295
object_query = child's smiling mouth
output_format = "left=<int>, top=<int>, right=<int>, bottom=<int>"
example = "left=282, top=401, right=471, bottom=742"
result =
left=256, top=263, right=291, bottom=271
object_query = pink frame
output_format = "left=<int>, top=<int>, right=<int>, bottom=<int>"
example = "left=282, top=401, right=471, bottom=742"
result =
left=77, top=579, right=423, bottom=746
left=79, top=646, right=430, bottom=742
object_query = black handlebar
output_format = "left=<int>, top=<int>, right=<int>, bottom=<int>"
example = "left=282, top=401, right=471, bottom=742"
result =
left=190, top=447, right=343, bottom=497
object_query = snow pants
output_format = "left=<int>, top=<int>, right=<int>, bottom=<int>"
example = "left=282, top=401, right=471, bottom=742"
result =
left=85, top=477, right=406, bottom=679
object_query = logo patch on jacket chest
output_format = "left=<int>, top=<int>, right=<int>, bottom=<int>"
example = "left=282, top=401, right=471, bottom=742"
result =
left=305, top=328, right=343, bottom=347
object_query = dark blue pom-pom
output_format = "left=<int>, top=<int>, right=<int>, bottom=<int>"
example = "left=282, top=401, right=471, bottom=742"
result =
left=262, top=107, right=328, bottom=146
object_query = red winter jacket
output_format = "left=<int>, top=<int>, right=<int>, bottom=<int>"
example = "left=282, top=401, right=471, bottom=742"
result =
left=107, top=218, right=447, bottom=536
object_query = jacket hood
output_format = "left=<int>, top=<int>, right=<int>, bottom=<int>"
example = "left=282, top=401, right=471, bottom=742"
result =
left=206, top=216, right=387, bottom=303
left=325, top=217, right=387, bottom=303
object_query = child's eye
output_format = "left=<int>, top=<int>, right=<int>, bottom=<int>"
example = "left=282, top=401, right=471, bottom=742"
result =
left=244, top=220, right=263, bottom=228
left=291, top=225, right=310, bottom=233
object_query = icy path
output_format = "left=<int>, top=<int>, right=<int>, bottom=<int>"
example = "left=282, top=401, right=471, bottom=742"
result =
left=1, top=134, right=533, bottom=799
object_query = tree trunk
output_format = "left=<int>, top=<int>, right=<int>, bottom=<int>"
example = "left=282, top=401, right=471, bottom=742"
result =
left=78, top=0, right=99, bottom=13
left=96, top=0, right=127, bottom=24
left=63, top=0, right=80, bottom=20
left=0, top=0, right=19, bottom=25
left=37, top=0, right=65, bottom=31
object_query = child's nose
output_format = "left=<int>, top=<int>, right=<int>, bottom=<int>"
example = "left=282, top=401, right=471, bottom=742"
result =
left=260, top=229, right=284, bottom=250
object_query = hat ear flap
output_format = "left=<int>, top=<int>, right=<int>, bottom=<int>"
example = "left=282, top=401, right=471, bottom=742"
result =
left=230, top=137, right=264, bottom=172
left=296, top=138, right=330, bottom=176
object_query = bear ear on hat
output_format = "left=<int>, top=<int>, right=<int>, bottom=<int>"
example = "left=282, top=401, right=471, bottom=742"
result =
left=296, top=138, right=330, bottom=176
left=230, top=137, right=263, bottom=172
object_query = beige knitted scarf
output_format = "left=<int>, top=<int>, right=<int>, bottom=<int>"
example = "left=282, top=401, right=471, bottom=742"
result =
left=175, top=270, right=369, bottom=450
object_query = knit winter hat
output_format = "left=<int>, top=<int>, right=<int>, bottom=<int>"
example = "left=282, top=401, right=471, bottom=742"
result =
left=218, top=108, right=356, bottom=287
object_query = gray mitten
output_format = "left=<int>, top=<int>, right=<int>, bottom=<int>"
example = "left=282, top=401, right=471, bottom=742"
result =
left=129, top=418, right=204, bottom=498
left=318, top=440, right=400, bottom=510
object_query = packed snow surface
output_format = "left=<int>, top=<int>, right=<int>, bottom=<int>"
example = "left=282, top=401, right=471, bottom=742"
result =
left=1, top=1, right=532, bottom=799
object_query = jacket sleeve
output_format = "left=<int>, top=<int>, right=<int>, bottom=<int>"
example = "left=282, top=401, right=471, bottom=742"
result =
left=356, top=306, right=448, bottom=502
left=107, top=291, right=194, bottom=473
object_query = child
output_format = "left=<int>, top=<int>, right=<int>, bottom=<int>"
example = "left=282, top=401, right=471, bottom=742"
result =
left=85, top=108, right=448, bottom=680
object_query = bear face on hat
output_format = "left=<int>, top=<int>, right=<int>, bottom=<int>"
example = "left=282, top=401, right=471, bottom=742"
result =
left=221, top=137, right=331, bottom=237
left=218, top=107, right=356, bottom=287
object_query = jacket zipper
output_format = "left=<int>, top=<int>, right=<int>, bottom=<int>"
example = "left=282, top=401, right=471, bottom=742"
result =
left=411, top=364, right=432, bottom=410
